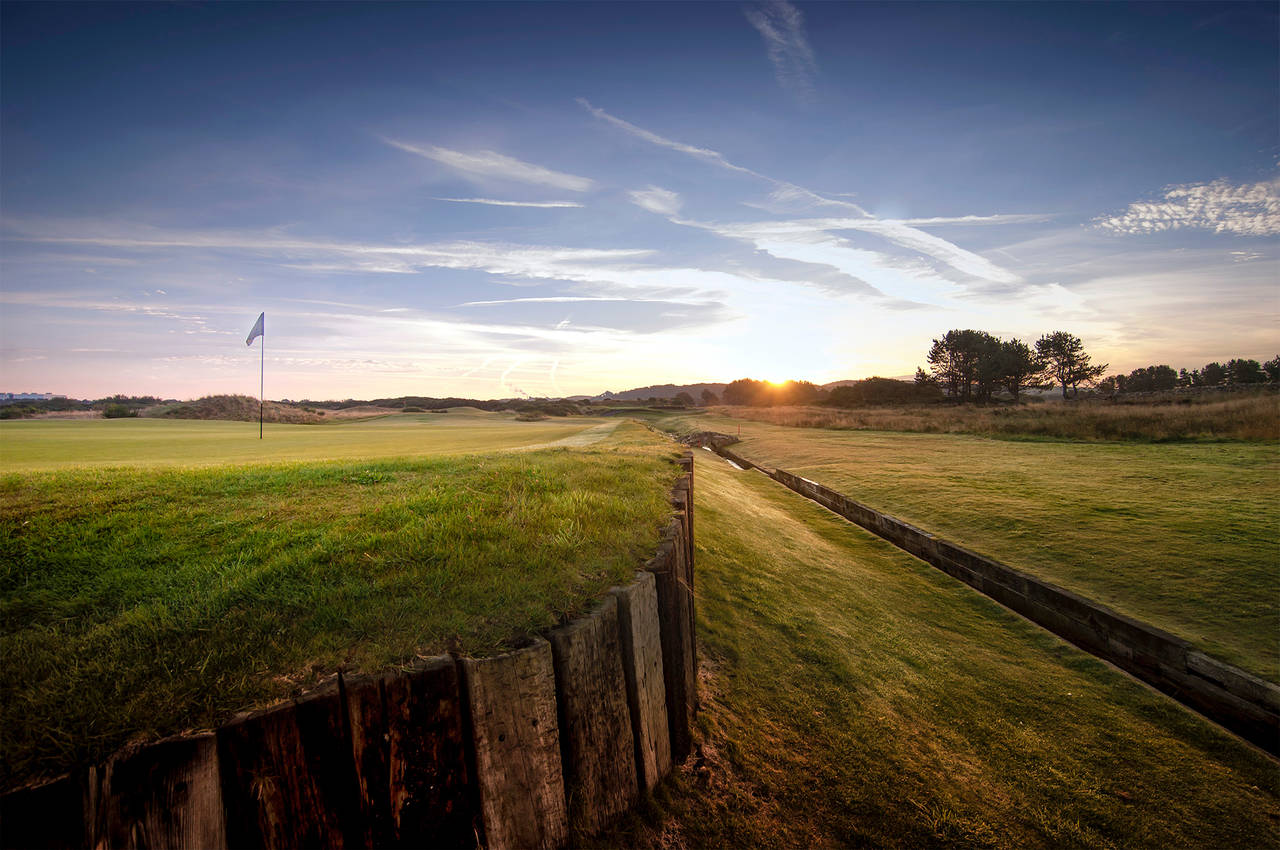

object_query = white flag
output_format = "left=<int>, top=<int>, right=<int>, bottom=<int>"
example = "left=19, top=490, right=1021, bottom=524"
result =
left=246, top=312, right=264, bottom=347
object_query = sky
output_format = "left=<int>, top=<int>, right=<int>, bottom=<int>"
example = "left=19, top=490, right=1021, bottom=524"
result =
left=2, top=1, right=1277, bottom=401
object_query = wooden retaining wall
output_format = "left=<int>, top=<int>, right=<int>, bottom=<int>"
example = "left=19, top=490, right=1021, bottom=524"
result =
left=0, top=455, right=697, bottom=850
left=708, top=443, right=1278, bottom=755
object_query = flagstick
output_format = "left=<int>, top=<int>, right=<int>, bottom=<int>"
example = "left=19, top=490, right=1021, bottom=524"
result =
left=259, top=328, right=264, bottom=440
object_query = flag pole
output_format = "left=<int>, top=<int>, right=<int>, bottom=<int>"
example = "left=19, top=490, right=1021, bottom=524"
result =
left=247, top=312, right=265, bottom=440
left=259, top=325, right=264, bottom=440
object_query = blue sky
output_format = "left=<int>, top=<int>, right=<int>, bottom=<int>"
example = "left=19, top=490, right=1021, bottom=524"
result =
left=2, top=1, right=1277, bottom=400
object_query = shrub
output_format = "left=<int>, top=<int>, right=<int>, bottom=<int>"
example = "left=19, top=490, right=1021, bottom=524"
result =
left=102, top=404, right=138, bottom=419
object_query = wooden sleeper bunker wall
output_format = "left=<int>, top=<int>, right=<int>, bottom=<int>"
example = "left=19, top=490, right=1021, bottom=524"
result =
left=0, top=454, right=697, bottom=850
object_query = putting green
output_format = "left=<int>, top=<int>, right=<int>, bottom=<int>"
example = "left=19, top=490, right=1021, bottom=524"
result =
left=0, top=409, right=609, bottom=471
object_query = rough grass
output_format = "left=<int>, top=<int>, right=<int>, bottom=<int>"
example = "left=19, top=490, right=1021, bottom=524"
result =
left=145, top=394, right=334, bottom=424
left=719, top=391, right=1280, bottom=441
left=657, top=411, right=1280, bottom=681
left=0, top=422, right=681, bottom=790
left=594, top=454, right=1280, bottom=849
left=0, top=408, right=611, bottom=472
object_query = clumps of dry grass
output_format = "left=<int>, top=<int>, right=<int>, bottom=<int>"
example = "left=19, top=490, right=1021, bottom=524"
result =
left=717, top=392, right=1279, bottom=441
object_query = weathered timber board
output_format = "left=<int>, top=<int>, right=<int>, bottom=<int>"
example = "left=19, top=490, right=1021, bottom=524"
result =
left=549, top=596, right=638, bottom=835
left=345, top=658, right=479, bottom=849
left=647, top=520, right=695, bottom=761
left=216, top=686, right=363, bottom=849
left=460, top=639, right=567, bottom=850
left=86, top=734, right=225, bottom=850
left=611, top=572, right=673, bottom=792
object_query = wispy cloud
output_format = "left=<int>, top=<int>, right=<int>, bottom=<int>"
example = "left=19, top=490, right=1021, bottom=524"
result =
left=433, top=197, right=584, bottom=208
left=886, top=214, right=1052, bottom=227
left=577, top=99, right=764, bottom=179
left=1095, top=178, right=1280, bottom=236
left=628, top=186, right=683, bottom=216
left=2, top=220, right=741, bottom=308
left=459, top=296, right=633, bottom=307
left=383, top=138, right=595, bottom=192
left=744, top=0, right=819, bottom=102
left=581, top=101, right=1023, bottom=285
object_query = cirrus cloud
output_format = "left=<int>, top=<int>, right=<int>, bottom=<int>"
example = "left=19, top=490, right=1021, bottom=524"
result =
left=383, top=139, right=595, bottom=192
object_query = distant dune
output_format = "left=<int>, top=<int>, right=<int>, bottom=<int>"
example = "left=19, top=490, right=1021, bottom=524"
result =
left=145, top=395, right=394, bottom=424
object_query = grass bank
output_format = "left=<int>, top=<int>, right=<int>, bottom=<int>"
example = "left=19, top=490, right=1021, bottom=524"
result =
left=656, top=412, right=1279, bottom=682
left=0, top=422, right=681, bottom=789
left=597, top=453, right=1280, bottom=848
left=719, top=390, right=1279, bottom=441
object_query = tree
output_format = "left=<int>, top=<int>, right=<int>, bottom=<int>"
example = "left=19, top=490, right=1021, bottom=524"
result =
left=1113, top=365, right=1177, bottom=393
left=1034, top=331, right=1107, bottom=399
left=700, top=388, right=720, bottom=406
left=722, top=378, right=765, bottom=406
left=926, top=329, right=997, bottom=402
left=1264, top=356, right=1280, bottom=384
left=827, top=377, right=941, bottom=407
left=995, top=339, right=1041, bottom=402
left=674, top=391, right=695, bottom=407
left=1226, top=358, right=1265, bottom=385
left=1200, top=362, right=1228, bottom=386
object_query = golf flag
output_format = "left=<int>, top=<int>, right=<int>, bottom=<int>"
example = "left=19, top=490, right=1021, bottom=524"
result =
left=246, top=312, right=265, bottom=346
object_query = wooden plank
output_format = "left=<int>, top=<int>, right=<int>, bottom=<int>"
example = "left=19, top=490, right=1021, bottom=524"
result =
left=345, top=658, right=479, bottom=849
left=385, top=658, right=479, bottom=849
left=86, top=734, right=225, bottom=850
left=0, top=774, right=85, bottom=850
left=549, top=596, right=638, bottom=835
left=460, top=638, right=567, bottom=850
left=217, top=685, right=362, bottom=849
left=646, top=521, right=694, bottom=761
left=344, top=673, right=394, bottom=848
left=611, top=572, right=672, bottom=793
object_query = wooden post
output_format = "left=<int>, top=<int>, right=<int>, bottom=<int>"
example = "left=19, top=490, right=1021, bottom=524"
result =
left=345, top=658, right=479, bottom=849
left=549, top=596, right=638, bottom=835
left=85, top=734, right=225, bottom=850
left=646, top=519, right=695, bottom=760
left=216, top=685, right=363, bottom=849
left=459, top=638, right=567, bottom=850
left=610, top=572, right=672, bottom=792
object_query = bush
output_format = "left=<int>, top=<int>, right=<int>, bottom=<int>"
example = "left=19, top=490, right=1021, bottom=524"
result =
left=827, top=378, right=942, bottom=407
left=0, top=405, right=38, bottom=420
left=102, top=404, right=138, bottom=419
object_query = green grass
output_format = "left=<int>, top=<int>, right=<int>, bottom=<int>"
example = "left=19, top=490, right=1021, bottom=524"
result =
left=656, top=411, right=1280, bottom=681
left=0, top=408, right=614, bottom=471
left=0, top=420, right=682, bottom=790
left=597, top=453, right=1280, bottom=849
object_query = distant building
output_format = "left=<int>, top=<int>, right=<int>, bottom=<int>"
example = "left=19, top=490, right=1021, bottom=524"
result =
left=2, top=392, right=61, bottom=400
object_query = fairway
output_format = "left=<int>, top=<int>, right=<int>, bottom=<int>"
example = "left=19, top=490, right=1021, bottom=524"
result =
left=598, top=453, right=1280, bottom=848
left=657, top=411, right=1280, bottom=681
left=0, top=408, right=615, bottom=472
left=0, top=419, right=680, bottom=790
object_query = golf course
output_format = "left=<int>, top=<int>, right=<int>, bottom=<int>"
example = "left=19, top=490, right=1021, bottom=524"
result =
left=2, top=409, right=1277, bottom=847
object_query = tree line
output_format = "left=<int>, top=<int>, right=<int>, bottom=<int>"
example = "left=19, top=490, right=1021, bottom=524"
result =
left=917, top=330, right=1105, bottom=401
left=1098, top=357, right=1280, bottom=394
